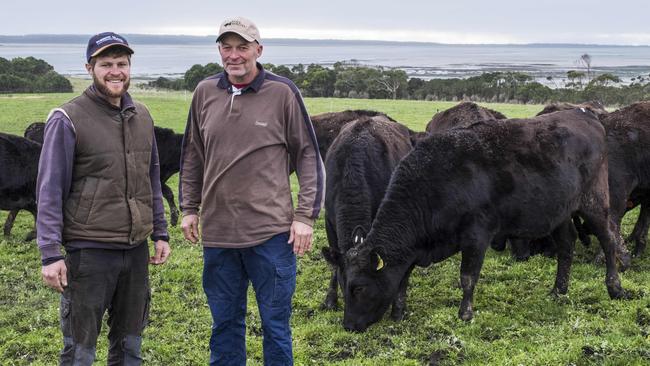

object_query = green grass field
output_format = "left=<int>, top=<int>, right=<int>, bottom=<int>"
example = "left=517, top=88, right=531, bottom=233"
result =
left=0, top=81, right=648, bottom=365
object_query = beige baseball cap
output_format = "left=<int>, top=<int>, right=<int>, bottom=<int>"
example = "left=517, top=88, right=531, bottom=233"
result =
left=216, top=16, right=261, bottom=43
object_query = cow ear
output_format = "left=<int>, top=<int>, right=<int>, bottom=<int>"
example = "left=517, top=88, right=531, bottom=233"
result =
left=351, top=225, right=367, bottom=245
left=322, top=247, right=341, bottom=266
left=369, top=247, right=386, bottom=272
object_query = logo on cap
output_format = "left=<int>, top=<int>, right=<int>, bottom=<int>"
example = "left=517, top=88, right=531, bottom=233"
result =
left=95, top=35, right=126, bottom=46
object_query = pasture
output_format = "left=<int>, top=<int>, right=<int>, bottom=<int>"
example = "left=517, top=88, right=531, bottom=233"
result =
left=0, top=82, right=648, bottom=365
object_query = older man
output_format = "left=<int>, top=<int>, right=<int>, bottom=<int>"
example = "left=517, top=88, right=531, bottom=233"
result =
left=180, top=17, right=324, bottom=365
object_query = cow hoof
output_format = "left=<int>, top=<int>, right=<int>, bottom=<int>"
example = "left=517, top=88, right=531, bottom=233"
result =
left=513, top=254, right=530, bottom=262
left=320, top=300, right=338, bottom=311
left=632, top=246, right=645, bottom=258
left=24, top=231, right=36, bottom=242
left=607, top=287, right=630, bottom=300
left=390, top=307, right=406, bottom=322
left=458, top=309, right=473, bottom=322
left=550, top=288, right=568, bottom=298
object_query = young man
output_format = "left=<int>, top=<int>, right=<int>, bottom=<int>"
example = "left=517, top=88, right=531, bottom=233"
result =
left=180, top=17, right=324, bottom=365
left=37, top=32, right=171, bottom=365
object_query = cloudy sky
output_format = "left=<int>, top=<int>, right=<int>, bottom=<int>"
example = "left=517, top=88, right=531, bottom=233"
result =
left=2, top=0, right=649, bottom=45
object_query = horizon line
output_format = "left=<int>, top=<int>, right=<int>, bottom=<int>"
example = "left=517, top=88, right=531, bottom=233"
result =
left=1, top=33, right=650, bottom=48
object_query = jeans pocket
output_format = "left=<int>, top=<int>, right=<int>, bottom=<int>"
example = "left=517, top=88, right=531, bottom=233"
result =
left=271, top=263, right=296, bottom=308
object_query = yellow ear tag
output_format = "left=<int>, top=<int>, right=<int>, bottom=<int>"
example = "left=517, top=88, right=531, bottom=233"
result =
left=376, top=253, right=384, bottom=271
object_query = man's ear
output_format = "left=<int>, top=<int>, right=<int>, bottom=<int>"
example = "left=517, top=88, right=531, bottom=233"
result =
left=85, top=63, right=93, bottom=75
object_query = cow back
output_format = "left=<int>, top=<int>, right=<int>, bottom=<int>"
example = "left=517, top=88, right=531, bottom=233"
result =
left=425, top=102, right=506, bottom=133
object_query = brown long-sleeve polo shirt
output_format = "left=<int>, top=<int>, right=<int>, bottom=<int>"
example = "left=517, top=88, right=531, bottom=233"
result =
left=179, top=65, right=325, bottom=248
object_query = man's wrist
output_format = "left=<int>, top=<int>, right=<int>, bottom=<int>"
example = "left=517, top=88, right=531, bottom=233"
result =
left=151, top=234, right=170, bottom=242
left=42, top=256, right=65, bottom=266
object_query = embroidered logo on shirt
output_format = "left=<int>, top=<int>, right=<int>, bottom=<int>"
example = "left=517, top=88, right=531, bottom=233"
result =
left=255, top=121, right=268, bottom=127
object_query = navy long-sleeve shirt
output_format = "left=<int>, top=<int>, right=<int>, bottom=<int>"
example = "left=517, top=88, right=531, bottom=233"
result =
left=37, top=96, right=168, bottom=264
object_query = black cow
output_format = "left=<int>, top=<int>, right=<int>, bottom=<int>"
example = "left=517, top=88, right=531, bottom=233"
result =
left=600, top=102, right=650, bottom=258
left=1, top=133, right=41, bottom=241
left=425, top=101, right=506, bottom=133
left=321, top=116, right=414, bottom=319
left=534, top=101, right=650, bottom=260
left=153, top=126, right=184, bottom=226
left=4, top=123, right=184, bottom=238
left=341, top=109, right=627, bottom=332
left=3, top=122, right=45, bottom=239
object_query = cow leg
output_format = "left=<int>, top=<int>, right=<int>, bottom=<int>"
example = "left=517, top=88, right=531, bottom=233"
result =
left=161, top=183, right=179, bottom=226
left=3, top=209, right=19, bottom=237
left=458, top=245, right=487, bottom=321
left=509, top=238, right=530, bottom=261
left=390, top=265, right=414, bottom=321
left=321, top=218, right=339, bottom=310
left=550, top=220, right=576, bottom=296
left=628, top=203, right=649, bottom=257
left=321, top=269, right=339, bottom=310
left=607, top=212, right=632, bottom=272
left=24, top=207, right=37, bottom=242
left=580, top=183, right=627, bottom=299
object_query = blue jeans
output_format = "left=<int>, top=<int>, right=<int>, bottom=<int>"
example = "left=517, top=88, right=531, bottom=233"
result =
left=203, top=233, right=296, bottom=366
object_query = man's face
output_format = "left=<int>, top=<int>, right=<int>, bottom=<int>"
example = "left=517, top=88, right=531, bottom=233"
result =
left=218, top=33, right=263, bottom=84
left=86, top=54, right=131, bottom=105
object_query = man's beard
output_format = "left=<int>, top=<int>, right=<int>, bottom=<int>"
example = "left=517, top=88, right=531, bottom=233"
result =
left=92, top=73, right=130, bottom=100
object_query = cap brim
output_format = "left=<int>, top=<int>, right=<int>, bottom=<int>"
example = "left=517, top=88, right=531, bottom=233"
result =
left=90, top=44, right=134, bottom=59
left=216, top=31, right=256, bottom=43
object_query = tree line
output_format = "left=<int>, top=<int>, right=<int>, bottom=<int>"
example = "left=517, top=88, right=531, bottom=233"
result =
left=147, top=60, right=650, bottom=106
left=0, top=57, right=72, bottom=93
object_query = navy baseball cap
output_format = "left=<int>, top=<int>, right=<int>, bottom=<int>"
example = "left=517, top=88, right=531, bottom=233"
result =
left=86, top=32, right=134, bottom=62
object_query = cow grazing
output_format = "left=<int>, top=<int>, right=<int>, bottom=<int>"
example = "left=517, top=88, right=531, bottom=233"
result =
left=425, top=101, right=506, bottom=134
left=321, top=116, right=414, bottom=319
left=1, top=133, right=41, bottom=241
left=341, top=109, right=627, bottom=332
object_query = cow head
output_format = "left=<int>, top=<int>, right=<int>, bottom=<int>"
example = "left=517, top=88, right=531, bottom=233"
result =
left=342, top=243, right=409, bottom=332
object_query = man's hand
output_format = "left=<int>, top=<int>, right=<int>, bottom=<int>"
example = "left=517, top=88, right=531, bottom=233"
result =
left=181, top=214, right=200, bottom=243
left=150, top=240, right=171, bottom=264
left=288, top=220, right=313, bottom=256
left=42, top=260, right=67, bottom=293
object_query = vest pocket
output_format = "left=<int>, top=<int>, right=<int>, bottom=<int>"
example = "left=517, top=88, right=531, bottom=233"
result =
left=75, top=176, right=99, bottom=224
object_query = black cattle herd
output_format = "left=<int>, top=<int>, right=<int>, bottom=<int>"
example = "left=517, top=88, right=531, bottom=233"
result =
left=1, top=101, right=648, bottom=332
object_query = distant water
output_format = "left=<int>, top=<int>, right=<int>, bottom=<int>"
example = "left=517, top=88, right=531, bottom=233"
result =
left=2, top=39, right=650, bottom=85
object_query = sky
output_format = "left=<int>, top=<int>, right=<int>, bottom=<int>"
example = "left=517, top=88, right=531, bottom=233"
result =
left=2, top=0, right=650, bottom=45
